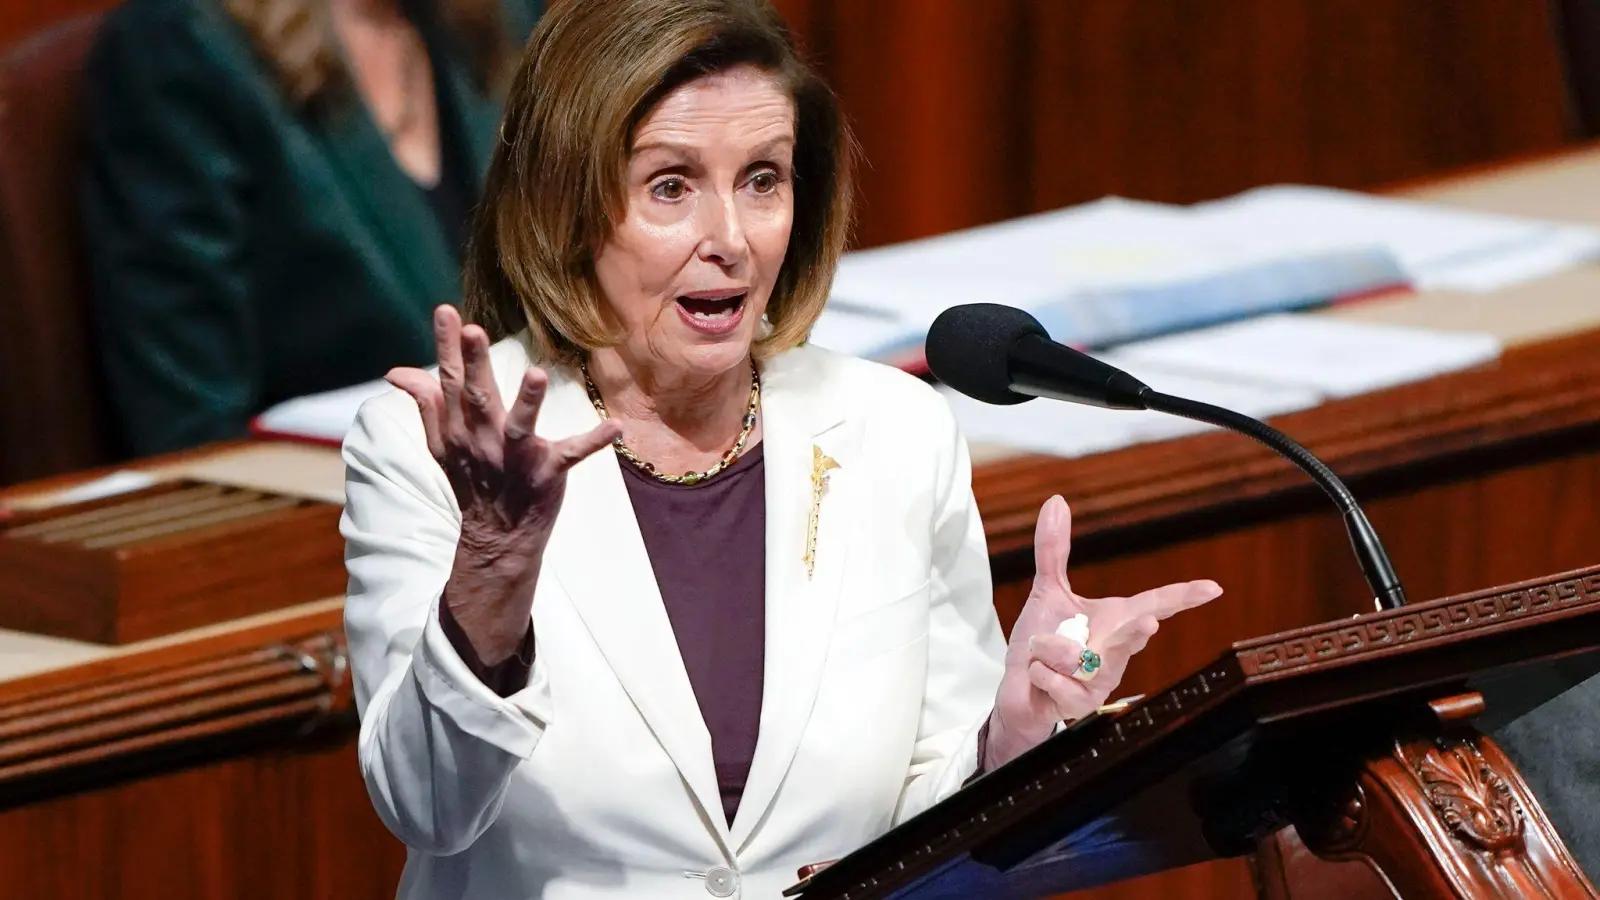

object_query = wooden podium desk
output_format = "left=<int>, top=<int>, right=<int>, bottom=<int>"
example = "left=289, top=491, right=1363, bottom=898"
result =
left=5, top=147, right=1600, bottom=899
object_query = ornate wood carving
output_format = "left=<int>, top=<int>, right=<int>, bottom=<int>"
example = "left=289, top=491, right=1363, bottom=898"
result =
left=0, top=625, right=351, bottom=805
left=1289, top=729, right=1599, bottom=899
left=1236, top=571, right=1600, bottom=677
left=1414, top=739, right=1524, bottom=854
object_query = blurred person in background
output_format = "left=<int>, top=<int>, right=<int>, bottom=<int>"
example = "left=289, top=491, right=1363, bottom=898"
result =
left=80, top=0, right=542, bottom=456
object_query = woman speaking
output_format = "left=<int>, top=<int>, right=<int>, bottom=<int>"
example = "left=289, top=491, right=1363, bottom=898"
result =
left=341, top=0, right=1222, bottom=896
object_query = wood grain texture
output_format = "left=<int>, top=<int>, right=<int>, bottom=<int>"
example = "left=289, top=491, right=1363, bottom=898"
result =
left=770, top=0, right=1573, bottom=249
left=1289, top=731, right=1599, bottom=899
left=0, top=480, right=347, bottom=643
left=0, top=606, right=351, bottom=808
left=1036, top=382, right=1600, bottom=897
left=2, top=0, right=1575, bottom=251
left=0, top=737, right=406, bottom=900
left=0, top=0, right=104, bottom=50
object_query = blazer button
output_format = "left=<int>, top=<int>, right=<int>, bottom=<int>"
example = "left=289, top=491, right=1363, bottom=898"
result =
left=703, top=866, right=738, bottom=897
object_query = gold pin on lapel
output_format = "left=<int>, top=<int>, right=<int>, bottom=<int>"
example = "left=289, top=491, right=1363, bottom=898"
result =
left=805, top=445, right=840, bottom=579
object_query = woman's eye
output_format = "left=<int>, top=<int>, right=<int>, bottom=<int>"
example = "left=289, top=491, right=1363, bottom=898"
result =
left=651, top=178, right=688, bottom=201
left=750, top=171, right=780, bottom=194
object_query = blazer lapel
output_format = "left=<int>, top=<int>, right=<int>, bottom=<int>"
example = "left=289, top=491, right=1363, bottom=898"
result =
left=731, top=349, right=852, bottom=850
left=538, top=367, right=731, bottom=853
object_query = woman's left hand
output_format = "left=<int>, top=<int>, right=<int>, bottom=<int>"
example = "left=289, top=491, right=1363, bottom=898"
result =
left=983, top=495, right=1223, bottom=770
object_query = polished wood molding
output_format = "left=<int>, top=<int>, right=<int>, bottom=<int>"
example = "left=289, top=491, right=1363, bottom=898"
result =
left=0, top=479, right=347, bottom=643
left=1290, top=710, right=1599, bottom=898
left=0, top=602, right=350, bottom=808
left=1249, top=827, right=1391, bottom=900
left=1235, top=571, right=1600, bottom=679
left=0, top=734, right=407, bottom=900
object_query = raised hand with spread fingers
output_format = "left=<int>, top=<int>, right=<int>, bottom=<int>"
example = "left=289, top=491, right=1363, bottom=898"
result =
left=384, top=305, right=621, bottom=665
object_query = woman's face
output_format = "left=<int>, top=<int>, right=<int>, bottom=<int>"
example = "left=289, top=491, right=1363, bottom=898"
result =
left=593, top=64, right=795, bottom=384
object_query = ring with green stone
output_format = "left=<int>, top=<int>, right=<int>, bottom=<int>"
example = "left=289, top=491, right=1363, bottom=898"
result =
left=1072, top=648, right=1102, bottom=682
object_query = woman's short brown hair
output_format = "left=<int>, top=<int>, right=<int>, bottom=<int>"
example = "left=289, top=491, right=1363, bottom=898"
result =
left=463, top=0, right=855, bottom=364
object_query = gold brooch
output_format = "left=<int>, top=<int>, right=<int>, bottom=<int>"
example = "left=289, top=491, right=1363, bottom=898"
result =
left=805, top=445, right=840, bottom=579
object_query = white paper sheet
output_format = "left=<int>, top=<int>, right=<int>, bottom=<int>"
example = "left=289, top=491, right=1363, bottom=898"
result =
left=829, top=196, right=1397, bottom=322
left=1194, top=185, right=1600, bottom=292
left=251, top=378, right=392, bottom=444
left=1111, top=314, right=1503, bottom=399
left=939, top=355, right=1323, bottom=460
left=818, top=192, right=1408, bottom=361
left=8, top=470, right=160, bottom=511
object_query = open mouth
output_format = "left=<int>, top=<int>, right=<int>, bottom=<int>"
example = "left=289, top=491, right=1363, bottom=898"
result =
left=676, top=292, right=747, bottom=321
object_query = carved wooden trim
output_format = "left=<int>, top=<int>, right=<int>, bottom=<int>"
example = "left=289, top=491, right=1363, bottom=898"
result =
left=1411, top=739, right=1524, bottom=854
left=1236, top=570, right=1600, bottom=678
left=1294, top=730, right=1600, bottom=900
left=789, top=662, right=1246, bottom=899
left=0, top=628, right=350, bottom=800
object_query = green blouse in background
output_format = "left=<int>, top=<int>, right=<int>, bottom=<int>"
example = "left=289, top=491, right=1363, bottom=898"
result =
left=80, top=0, right=541, bottom=456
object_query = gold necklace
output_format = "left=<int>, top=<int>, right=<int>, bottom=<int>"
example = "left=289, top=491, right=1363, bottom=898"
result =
left=580, top=362, right=760, bottom=486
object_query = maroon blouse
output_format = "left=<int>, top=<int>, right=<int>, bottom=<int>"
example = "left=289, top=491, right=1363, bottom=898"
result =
left=619, top=443, right=766, bottom=825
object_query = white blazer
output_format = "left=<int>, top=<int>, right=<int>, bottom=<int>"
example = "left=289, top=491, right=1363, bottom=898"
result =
left=341, top=335, right=1007, bottom=900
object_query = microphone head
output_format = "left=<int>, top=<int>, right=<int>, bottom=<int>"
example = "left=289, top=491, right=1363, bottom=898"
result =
left=925, top=303, right=1045, bottom=406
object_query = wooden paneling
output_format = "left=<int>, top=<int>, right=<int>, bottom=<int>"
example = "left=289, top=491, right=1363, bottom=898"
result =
left=0, top=739, right=405, bottom=900
left=0, top=604, right=351, bottom=805
left=770, top=0, right=1574, bottom=249
left=0, top=0, right=108, bottom=50
left=0, top=602, right=400, bottom=899
left=4, top=1, right=1574, bottom=250
left=0, top=480, right=346, bottom=644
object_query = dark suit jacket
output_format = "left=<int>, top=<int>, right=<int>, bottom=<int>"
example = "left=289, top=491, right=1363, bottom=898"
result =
left=80, top=0, right=540, bottom=456
left=1489, top=662, right=1600, bottom=879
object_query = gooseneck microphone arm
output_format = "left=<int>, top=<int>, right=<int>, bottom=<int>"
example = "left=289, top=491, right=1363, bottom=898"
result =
left=1140, top=390, right=1407, bottom=610
left=974, top=320, right=1408, bottom=611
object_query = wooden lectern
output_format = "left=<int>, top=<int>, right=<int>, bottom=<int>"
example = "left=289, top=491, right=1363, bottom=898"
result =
left=787, top=565, right=1600, bottom=900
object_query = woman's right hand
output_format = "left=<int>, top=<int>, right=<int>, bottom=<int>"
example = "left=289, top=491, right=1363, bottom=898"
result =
left=386, top=306, right=621, bottom=663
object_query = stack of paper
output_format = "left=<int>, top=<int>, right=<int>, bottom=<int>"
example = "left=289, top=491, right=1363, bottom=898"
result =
left=1192, top=185, right=1600, bottom=293
left=941, top=315, right=1502, bottom=460
left=939, top=356, right=1323, bottom=460
left=1112, top=314, right=1503, bottom=399
left=810, top=197, right=1407, bottom=361
left=250, top=379, right=393, bottom=445
left=809, top=184, right=1600, bottom=363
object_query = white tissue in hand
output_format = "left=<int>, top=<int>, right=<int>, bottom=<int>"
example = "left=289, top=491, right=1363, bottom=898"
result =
left=1055, top=614, right=1090, bottom=645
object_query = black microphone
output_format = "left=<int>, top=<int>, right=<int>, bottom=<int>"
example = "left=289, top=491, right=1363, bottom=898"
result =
left=926, top=302, right=1407, bottom=610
